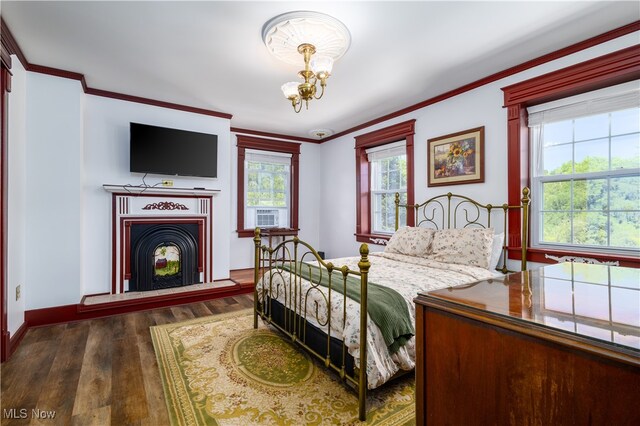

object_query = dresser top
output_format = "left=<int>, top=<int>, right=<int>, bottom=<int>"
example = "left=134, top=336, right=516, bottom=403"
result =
left=421, top=263, right=640, bottom=354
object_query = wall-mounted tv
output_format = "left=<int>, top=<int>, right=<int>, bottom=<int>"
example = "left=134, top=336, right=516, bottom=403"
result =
left=130, top=122, right=218, bottom=178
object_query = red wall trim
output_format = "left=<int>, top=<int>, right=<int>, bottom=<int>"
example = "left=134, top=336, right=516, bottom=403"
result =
left=232, top=127, right=320, bottom=144
left=0, top=59, right=9, bottom=362
left=236, top=135, right=301, bottom=154
left=502, top=46, right=640, bottom=266
left=502, top=45, right=640, bottom=107
left=0, top=18, right=232, bottom=121
left=321, top=21, right=640, bottom=143
left=2, top=16, right=637, bottom=145
left=355, top=120, right=416, bottom=243
left=85, top=87, right=232, bottom=119
left=236, top=135, right=301, bottom=237
left=1, top=18, right=21, bottom=69
left=26, top=285, right=253, bottom=328
left=7, top=321, right=27, bottom=357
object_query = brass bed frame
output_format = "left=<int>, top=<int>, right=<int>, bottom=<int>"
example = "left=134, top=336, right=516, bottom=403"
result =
left=253, top=187, right=530, bottom=420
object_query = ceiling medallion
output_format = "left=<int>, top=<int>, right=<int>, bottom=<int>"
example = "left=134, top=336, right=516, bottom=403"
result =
left=262, top=11, right=351, bottom=113
left=308, top=129, right=334, bottom=139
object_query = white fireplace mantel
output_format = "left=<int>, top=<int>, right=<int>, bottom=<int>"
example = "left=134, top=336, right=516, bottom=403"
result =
left=104, top=184, right=217, bottom=294
left=103, top=184, right=220, bottom=196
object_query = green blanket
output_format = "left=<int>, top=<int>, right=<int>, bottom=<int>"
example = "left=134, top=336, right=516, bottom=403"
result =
left=281, top=262, right=414, bottom=354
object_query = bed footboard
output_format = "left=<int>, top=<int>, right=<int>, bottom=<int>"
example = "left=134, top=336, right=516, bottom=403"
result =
left=252, top=229, right=371, bottom=421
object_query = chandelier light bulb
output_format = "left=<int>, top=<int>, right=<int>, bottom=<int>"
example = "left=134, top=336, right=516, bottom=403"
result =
left=310, top=55, right=333, bottom=79
left=281, top=82, right=301, bottom=100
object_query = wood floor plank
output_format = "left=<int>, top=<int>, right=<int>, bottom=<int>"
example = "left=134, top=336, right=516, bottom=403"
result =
left=111, top=314, right=149, bottom=425
left=0, top=340, right=60, bottom=426
left=137, top=316, right=170, bottom=426
left=187, top=302, right=214, bottom=318
left=71, top=317, right=113, bottom=416
left=70, top=405, right=111, bottom=426
left=1, top=294, right=254, bottom=426
left=169, top=305, right=197, bottom=322
left=32, top=321, right=91, bottom=425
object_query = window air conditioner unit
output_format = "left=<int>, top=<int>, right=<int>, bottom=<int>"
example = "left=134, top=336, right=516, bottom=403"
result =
left=256, top=209, right=279, bottom=228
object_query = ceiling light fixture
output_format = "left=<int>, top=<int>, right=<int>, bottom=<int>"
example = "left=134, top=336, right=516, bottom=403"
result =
left=262, top=11, right=351, bottom=113
left=308, top=129, right=334, bottom=139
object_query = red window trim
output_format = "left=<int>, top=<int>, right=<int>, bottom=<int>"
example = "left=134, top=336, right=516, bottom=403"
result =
left=501, top=45, right=640, bottom=267
left=355, top=120, right=416, bottom=244
left=236, top=135, right=301, bottom=238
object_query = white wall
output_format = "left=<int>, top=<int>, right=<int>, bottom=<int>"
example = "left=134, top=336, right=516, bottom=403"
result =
left=25, top=73, right=84, bottom=309
left=82, top=96, right=231, bottom=296
left=7, top=57, right=27, bottom=334
left=318, top=32, right=639, bottom=263
left=229, top=136, right=322, bottom=269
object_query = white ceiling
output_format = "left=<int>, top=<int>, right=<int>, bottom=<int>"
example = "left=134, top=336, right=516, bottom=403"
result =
left=2, top=1, right=639, bottom=139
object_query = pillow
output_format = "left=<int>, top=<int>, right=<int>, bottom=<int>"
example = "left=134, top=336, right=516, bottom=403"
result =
left=384, top=227, right=435, bottom=257
left=430, top=228, right=495, bottom=269
left=490, top=232, right=505, bottom=270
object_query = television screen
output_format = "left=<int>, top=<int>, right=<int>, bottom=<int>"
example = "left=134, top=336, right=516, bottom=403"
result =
left=130, top=122, right=218, bottom=178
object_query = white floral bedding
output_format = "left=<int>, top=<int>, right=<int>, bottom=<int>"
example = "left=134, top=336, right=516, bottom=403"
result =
left=256, top=251, right=497, bottom=389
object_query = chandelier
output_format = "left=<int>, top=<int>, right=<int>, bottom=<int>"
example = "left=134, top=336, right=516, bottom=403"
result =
left=262, top=11, right=351, bottom=113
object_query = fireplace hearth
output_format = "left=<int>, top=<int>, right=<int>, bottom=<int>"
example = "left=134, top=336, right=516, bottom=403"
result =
left=130, top=223, right=200, bottom=291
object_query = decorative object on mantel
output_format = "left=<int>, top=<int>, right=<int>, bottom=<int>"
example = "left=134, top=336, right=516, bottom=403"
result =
left=142, top=201, right=189, bottom=211
left=427, top=126, right=484, bottom=187
left=262, top=11, right=351, bottom=113
left=544, top=253, right=620, bottom=266
left=370, top=238, right=389, bottom=245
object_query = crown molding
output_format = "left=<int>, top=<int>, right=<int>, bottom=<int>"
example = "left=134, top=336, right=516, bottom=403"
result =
left=1, top=16, right=637, bottom=144
left=320, top=20, right=640, bottom=143
left=231, top=127, right=320, bottom=144
left=0, top=18, right=232, bottom=120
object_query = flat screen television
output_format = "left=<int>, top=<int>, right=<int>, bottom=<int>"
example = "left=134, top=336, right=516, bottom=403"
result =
left=130, top=122, right=218, bottom=178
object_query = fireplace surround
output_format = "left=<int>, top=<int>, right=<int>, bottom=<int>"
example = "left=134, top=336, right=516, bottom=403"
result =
left=104, top=185, right=219, bottom=294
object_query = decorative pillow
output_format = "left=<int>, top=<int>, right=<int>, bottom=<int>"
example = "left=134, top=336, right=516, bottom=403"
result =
left=431, top=228, right=495, bottom=269
left=490, top=232, right=505, bottom=270
left=384, top=227, right=435, bottom=258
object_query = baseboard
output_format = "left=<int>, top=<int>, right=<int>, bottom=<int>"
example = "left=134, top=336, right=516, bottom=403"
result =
left=26, top=285, right=254, bottom=328
left=8, top=321, right=28, bottom=357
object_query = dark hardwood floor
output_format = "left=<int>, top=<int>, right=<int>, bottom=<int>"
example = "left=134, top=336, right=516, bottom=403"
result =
left=1, top=294, right=254, bottom=425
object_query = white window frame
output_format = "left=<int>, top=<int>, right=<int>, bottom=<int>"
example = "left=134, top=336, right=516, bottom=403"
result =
left=367, top=141, right=407, bottom=235
left=528, top=82, right=640, bottom=256
left=244, top=149, right=291, bottom=229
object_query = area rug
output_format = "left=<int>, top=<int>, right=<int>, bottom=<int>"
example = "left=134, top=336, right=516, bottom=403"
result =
left=150, top=309, right=415, bottom=425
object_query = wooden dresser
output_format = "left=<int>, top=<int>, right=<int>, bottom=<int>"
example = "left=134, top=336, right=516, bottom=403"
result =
left=414, top=263, right=640, bottom=425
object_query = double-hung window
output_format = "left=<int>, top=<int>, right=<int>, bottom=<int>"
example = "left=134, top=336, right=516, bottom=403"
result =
left=528, top=83, right=640, bottom=254
left=244, top=150, right=291, bottom=229
left=367, top=141, right=407, bottom=234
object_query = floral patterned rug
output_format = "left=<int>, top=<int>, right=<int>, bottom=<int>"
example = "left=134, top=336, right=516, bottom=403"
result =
left=150, top=309, right=415, bottom=426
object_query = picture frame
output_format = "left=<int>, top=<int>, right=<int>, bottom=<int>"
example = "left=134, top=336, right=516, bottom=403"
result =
left=427, top=126, right=484, bottom=187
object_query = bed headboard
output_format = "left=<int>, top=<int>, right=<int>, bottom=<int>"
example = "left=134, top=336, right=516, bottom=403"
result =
left=394, top=187, right=530, bottom=272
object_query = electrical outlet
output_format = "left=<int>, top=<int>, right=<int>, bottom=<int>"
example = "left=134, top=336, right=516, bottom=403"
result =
left=15, top=284, right=20, bottom=301
left=162, top=180, right=174, bottom=187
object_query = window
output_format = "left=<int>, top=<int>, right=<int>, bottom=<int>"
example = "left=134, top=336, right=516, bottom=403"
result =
left=367, top=142, right=407, bottom=234
left=245, top=150, right=290, bottom=229
left=236, top=136, right=300, bottom=237
left=528, top=85, right=639, bottom=254
left=355, top=120, right=415, bottom=243
left=502, top=45, right=640, bottom=267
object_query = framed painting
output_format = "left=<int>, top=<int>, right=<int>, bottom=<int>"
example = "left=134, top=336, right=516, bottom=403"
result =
left=427, top=126, right=484, bottom=187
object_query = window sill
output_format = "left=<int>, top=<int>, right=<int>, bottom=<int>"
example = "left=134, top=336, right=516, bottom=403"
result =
left=355, top=233, right=391, bottom=245
left=237, top=228, right=299, bottom=238
left=508, top=247, right=639, bottom=268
